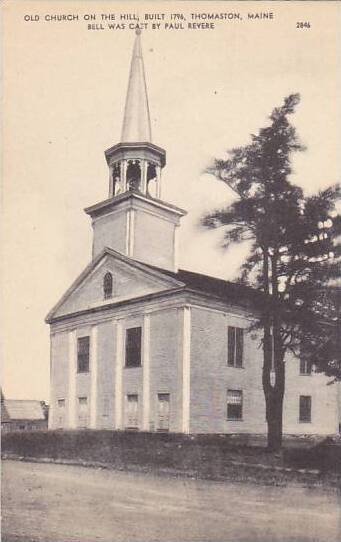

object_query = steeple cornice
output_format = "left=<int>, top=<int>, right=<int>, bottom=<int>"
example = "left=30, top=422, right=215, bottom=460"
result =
left=85, top=191, right=186, bottom=220
left=105, top=141, right=166, bottom=168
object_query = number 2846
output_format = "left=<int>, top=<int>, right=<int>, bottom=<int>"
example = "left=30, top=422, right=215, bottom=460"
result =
left=296, top=22, right=311, bottom=29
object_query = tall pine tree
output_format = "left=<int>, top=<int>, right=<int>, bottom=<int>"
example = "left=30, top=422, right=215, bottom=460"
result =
left=202, top=94, right=340, bottom=450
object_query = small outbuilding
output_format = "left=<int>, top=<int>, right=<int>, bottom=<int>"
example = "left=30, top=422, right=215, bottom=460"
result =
left=1, top=399, right=48, bottom=433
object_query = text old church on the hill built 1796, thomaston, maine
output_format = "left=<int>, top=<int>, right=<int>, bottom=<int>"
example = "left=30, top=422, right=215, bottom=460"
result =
left=46, top=31, right=340, bottom=435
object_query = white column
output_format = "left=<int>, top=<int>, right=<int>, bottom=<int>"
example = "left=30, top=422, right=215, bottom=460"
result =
left=142, top=314, right=151, bottom=431
left=115, top=161, right=123, bottom=195
left=173, top=225, right=180, bottom=272
left=48, top=337, right=54, bottom=429
left=156, top=166, right=162, bottom=199
left=141, top=160, right=148, bottom=194
left=109, top=166, right=113, bottom=198
left=125, top=211, right=130, bottom=255
left=68, top=330, right=77, bottom=429
left=114, top=321, right=124, bottom=429
left=122, top=160, right=128, bottom=192
left=90, top=326, right=98, bottom=429
left=182, top=306, right=191, bottom=433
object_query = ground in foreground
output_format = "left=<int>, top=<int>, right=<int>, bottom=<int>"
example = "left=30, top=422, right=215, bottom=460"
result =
left=2, top=460, right=340, bottom=542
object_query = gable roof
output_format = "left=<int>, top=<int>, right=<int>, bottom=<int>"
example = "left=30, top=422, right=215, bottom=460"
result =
left=144, top=265, right=265, bottom=310
left=46, top=248, right=185, bottom=323
left=1, top=400, right=46, bottom=422
left=46, top=247, right=266, bottom=324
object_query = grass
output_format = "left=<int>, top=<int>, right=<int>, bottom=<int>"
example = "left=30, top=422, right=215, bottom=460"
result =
left=2, top=430, right=340, bottom=487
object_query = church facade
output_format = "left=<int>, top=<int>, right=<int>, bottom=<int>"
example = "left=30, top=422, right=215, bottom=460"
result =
left=47, top=32, right=340, bottom=435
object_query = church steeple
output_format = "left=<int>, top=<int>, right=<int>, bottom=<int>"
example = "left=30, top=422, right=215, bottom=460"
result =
left=104, top=30, right=165, bottom=200
left=121, top=29, right=152, bottom=143
left=85, top=31, right=186, bottom=272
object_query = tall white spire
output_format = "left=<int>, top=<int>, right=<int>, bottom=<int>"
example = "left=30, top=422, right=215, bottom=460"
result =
left=121, top=30, right=152, bottom=143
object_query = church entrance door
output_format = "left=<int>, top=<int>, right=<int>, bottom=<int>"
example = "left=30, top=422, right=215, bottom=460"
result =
left=157, top=393, right=170, bottom=431
left=125, top=394, right=138, bottom=429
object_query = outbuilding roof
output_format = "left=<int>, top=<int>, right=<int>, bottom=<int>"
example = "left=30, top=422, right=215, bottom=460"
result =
left=1, top=400, right=46, bottom=422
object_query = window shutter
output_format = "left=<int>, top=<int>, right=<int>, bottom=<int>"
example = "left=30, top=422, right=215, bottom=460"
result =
left=227, top=326, right=235, bottom=366
left=235, top=328, right=243, bottom=367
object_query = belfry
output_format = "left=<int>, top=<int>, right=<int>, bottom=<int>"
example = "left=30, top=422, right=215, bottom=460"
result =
left=85, top=30, right=186, bottom=272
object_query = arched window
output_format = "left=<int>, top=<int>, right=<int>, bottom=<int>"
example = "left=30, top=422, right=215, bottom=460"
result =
left=126, top=160, right=141, bottom=191
left=112, top=163, right=121, bottom=196
left=147, top=162, right=157, bottom=197
left=103, top=272, right=113, bottom=299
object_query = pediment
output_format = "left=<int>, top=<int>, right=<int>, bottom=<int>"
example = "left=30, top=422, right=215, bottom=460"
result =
left=46, top=248, right=184, bottom=322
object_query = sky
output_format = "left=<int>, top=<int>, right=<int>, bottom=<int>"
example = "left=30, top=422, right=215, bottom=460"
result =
left=2, top=1, right=340, bottom=400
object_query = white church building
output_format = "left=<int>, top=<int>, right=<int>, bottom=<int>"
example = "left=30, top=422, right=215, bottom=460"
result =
left=46, top=32, right=340, bottom=435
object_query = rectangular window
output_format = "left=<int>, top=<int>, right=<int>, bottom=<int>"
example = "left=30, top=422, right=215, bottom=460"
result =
left=227, top=326, right=243, bottom=368
left=126, top=394, right=138, bottom=428
left=300, top=359, right=312, bottom=375
left=227, top=389, right=243, bottom=420
left=77, top=336, right=90, bottom=373
left=299, top=395, right=312, bottom=423
left=78, top=396, right=88, bottom=406
left=125, top=327, right=142, bottom=367
left=57, top=399, right=65, bottom=408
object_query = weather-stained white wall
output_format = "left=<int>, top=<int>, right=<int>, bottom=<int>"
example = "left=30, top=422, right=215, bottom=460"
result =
left=189, top=306, right=267, bottom=434
left=149, top=308, right=182, bottom=432
left=133, top=209, right=176, bottom=271
left=49, top=301, right=339, bottom=436
left=189, top=306, right=338, bottom=435
left=283, top=354, right=338, bottom=434
left=92, top=211, right=127, bottom=258
left=49, top=331, right=69, bottom=429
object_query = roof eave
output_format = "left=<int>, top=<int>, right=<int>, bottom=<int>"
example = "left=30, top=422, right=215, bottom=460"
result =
left=46, top=286, right=187, bottom=324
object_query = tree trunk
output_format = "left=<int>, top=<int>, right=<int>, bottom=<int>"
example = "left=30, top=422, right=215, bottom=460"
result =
left=262, top=250, right=286, bottom=452
left=264, top=386, right=284, bottom=451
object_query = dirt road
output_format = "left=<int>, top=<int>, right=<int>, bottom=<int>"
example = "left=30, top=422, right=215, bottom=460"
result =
left=2, top=460, right=340, bottom=542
